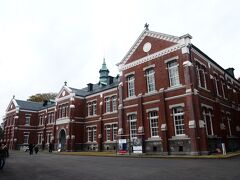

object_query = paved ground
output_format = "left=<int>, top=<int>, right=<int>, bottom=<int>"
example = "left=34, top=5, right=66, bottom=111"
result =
left=1, top=151, right=240, bottom=180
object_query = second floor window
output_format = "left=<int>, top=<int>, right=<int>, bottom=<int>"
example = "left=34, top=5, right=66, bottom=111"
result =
left=112, top=96, right=117, bottom=112
left=168, top=60, right=180, bottom=87
left=196, top=63, right=207, bottom=89
left=25, top=116, right=30, bottom=125
left=127, top=75, right=135, bottom=97
left=146, top=68, right=156, bottom=93
left=59, top=105, right=68, bottom=118
left=88, top=102, right=92, bottom=116
left=92, top=101, right=97, bottom=115
left=105, top=97, right=110, bottom=113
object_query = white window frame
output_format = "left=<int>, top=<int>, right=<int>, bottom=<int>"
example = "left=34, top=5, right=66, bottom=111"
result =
left=87, top=127, right=92, bottom=142
left=105, top=97, right=111, bottom=113
left=167, top=60, right=180, bottom=87
left=24, top=133, right=29, bottom=144
left=127, top=75, right=135, bottom=97
left=129, top=114, right=137, bottom=140
left=112, top=96, right=117, bottom=112
left=203, top=108, right=214, bottom=136
left=146, top=68, right=156, bottom=93
left=112, top=124, right=118, bottom=141
left=92, top=126, right=97, bottom=142
left=106, top=125, right=111, bottom=141
left=25, top=116, right=31, bottom=125
left=173, top=107, right=185, bottom=136
left=92, top=101, right=97, bottom=115
left=149, top=111, right=159, bottom=137
left=88, top=102, right=92, bottom=116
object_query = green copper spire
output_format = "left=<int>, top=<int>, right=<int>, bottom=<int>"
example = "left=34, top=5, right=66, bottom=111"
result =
left=99, top=58, right=109, bottom=86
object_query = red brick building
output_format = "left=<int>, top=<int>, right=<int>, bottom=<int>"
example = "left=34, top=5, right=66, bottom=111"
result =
left=1, top=27, right=240, bottom=155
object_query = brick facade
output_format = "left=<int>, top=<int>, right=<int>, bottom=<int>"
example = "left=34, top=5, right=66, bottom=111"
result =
left=1, top=28, right=240, bottom=155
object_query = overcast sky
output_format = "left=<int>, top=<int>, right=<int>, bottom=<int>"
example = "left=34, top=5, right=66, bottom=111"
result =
left=1, top=0, right=240, bottom=123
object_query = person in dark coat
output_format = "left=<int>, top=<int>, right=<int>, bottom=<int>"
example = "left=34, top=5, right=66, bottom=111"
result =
left=34, top=145, right=39, bottom=154
left=0, top=143, right=7, bottom=170
left=49, top=142, right=53, bottom=153
left=29, top=144, right=34, bottom=155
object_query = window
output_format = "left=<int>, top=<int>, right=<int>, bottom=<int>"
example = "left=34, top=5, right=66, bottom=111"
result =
left=112, top=96, right=117, bottom=112
left=59, top=104, right=68, bottom=118
left=48, top=112, right=54, bottom=124
left=106, top=125, right=111, bottom=141
left=168, top=60, right=180, bottom=87
left=93, top=127, right=97, bottom=142
left=129, top=114, right=137, bottom=140
left=38, top=133, right=43, bottom=144
left=24, top=133, right=29, bottom=144
left=88, top=102, right=92, bottom=116
left=226, top=113, right=232, bottom=136
left=127, top=75, right=135, bottom=97
left=203, top=107, right=214, bottom=136
left=112, top=124, right=118, bottom=141
left=92, top=101, right=97, bottom=115
left=105, top=97, right=111, bottom=113
left=39, top=115, right=44, bottom=125
left=196, top=62, right=207, bottom=89
left=87, top=127, right=93, bottom=142
left=146, top=68, right=156, bottom=93
left=173, top=107, right=185, bottom=135
left=87, top=126, right=97, bottom=142
left=47, top=133, right=51, bottom=144
left=149, top=111, right=159, bottom=137
left=25, top=116, right=30, bottom=125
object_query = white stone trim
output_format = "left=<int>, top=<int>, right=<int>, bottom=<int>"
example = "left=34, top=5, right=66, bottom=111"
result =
left=169, top=103, right=185, bottom=109
left=123, top=104, right=138, bottom=109
left=119, top=43, right=184, bottom=71
left=146, top=107, right=159, bottom=113
left=142, top=100, right=160, bottom=105
left=56, top=117, right=70, bottom=125
left=143, top=64, right=155, bottom=71
left=165, top=93, right=189, bottom=101
left=126, top=112, right=137, bottom=116
left=124, top=71, right=135, bottom=77
left=164, top=56, right=179, bottom=64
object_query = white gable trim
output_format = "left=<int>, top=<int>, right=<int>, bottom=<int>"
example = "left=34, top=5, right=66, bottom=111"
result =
left=56, top=86, right=73, bottom=99
left=117, top=30, right=180, bottom=67
left=119, top=43, right=184, bottom=71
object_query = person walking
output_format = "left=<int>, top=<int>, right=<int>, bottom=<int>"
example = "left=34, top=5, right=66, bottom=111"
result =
left=34, top=145, right=39, bottom=154
left=29, top=144, right=34, bottom=155
left=0, top=143, right=7, bottom=170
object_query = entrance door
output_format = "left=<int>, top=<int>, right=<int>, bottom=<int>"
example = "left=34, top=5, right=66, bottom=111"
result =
left=59, top=129, right=66, bottom=151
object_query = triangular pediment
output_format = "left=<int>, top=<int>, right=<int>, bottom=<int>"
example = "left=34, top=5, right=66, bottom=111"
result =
left=117, top=30, right=185, bottom=70
left=56, top=86, right=72, bottom=99
left=6, top=98, right=18, bottom=112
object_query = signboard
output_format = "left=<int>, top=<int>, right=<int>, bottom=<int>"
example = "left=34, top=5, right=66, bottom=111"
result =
left=132, top=138, right=142, bottom=154
left=118, top=139, right=127, bottom=154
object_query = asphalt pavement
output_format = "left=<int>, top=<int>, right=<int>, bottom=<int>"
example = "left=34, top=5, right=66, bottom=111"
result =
left=1, top=151, right=240, bottom=180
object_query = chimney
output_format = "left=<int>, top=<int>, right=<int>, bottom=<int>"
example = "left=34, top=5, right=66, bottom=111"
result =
left=87, top=83, right=93, bottom=91
left=225, top=68, right=235, bottom=78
